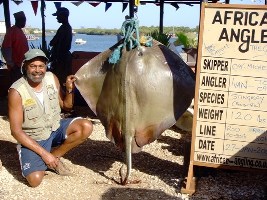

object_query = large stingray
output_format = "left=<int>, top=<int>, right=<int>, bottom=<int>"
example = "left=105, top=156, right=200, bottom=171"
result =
left=74, top=40, right=195, bottom=184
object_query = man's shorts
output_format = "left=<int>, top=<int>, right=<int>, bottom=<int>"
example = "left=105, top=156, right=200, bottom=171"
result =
left=17, top=118, right=78, bottom=177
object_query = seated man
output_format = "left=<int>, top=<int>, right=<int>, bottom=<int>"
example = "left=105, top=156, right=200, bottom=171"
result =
left=8, top=49, right=93, bottom=187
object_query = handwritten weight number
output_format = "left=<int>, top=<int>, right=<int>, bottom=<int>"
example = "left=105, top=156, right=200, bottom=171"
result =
left=231, top=111, right=252, bottom=121
left=231, top=111, right=267, bottom=124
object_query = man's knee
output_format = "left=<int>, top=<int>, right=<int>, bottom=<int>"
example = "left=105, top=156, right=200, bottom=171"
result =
left=26, top=171, right=45, bottom=187
left=80, top=119, right=93, bottom=139
left=67, top=119, right=93, bottom=140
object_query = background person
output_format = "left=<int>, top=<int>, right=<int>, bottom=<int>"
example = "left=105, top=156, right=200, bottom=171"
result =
left=49, top=7, right=72, bottom=90
left=8, top=49, right=93, bottom=187
left=1, top=11, right=29, bottom=83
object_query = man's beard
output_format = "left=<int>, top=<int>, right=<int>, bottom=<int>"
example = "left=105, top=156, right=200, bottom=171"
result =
left=27, top=72, right=45, bottom=83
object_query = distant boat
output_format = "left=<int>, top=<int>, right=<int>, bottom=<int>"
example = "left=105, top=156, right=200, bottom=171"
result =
left=75, top=38, right=86, bottom=45
left=170, top=26, right=177, bottom=38
left=168, top=33, right=177, bottom=38
left=26, top=34, right=39, bottom=41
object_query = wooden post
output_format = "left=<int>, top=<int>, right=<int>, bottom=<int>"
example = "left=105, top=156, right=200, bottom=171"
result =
left=181, top=161, right=196, bottom=195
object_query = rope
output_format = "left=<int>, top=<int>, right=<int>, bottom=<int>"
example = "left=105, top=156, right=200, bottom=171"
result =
left=122, top=18, right=140, bottom=51
left=109, top=18, right=153, bottom=64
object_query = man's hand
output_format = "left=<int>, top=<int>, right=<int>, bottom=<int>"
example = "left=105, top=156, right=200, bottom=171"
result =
left=41, top=151, right=59, bottom=169
left=65, top=75, right=77, bottom=93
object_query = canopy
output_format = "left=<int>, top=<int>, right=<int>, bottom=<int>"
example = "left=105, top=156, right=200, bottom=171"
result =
left=2, top=0, right=221, bottom=31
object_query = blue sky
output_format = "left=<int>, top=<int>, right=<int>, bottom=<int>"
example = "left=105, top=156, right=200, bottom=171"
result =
left=0, top=0, right=263, bottom=30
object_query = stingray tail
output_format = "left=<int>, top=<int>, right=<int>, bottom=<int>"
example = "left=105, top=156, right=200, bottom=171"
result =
left=120, top=135, right=132, bottom=185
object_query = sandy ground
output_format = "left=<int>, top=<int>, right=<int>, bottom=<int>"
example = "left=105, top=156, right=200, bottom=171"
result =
left=0, top=97, right=266, bottom=200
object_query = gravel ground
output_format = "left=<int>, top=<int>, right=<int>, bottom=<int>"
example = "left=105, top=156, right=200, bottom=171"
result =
left=0, top=97, right=266, bottom=200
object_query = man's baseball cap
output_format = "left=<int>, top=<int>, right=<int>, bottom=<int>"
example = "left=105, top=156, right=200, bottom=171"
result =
left=24, top=49, right=48, bottom=62
left=13, top=11, right=26, bottom=19
left=21, top=49, right=48, bottom=75
left=52, top=7, right=69, bottom=16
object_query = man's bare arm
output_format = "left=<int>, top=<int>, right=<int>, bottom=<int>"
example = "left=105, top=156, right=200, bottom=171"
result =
left=56, top=74, right=75, bottom=111
left=8, top=89, right=59, bottom=169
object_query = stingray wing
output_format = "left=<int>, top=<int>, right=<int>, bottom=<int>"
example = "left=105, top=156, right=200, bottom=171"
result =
left=74, top=49, right=114, bottom=114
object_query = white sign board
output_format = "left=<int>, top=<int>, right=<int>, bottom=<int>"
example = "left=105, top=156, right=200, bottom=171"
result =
left=192, top=3, right=267, bottom=170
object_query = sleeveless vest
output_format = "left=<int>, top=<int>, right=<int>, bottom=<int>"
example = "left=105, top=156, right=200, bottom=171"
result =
left=11, top=72, right=61, bottom=140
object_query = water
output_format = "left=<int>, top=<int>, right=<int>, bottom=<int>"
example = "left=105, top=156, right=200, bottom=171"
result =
left=28, top=33, right=181, bottom=53
left=1, top=33, right=182, bottom=69
left=28, top=34, right=119, bottom=53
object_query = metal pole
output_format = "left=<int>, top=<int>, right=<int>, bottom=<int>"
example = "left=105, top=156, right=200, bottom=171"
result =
left=159, top=0, right=164, bottom=34
left=41, top=0, right=47, bottom=52
left=3, top=0, right=11, bottom=30
left=129, top=0, right=135, bottom=18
